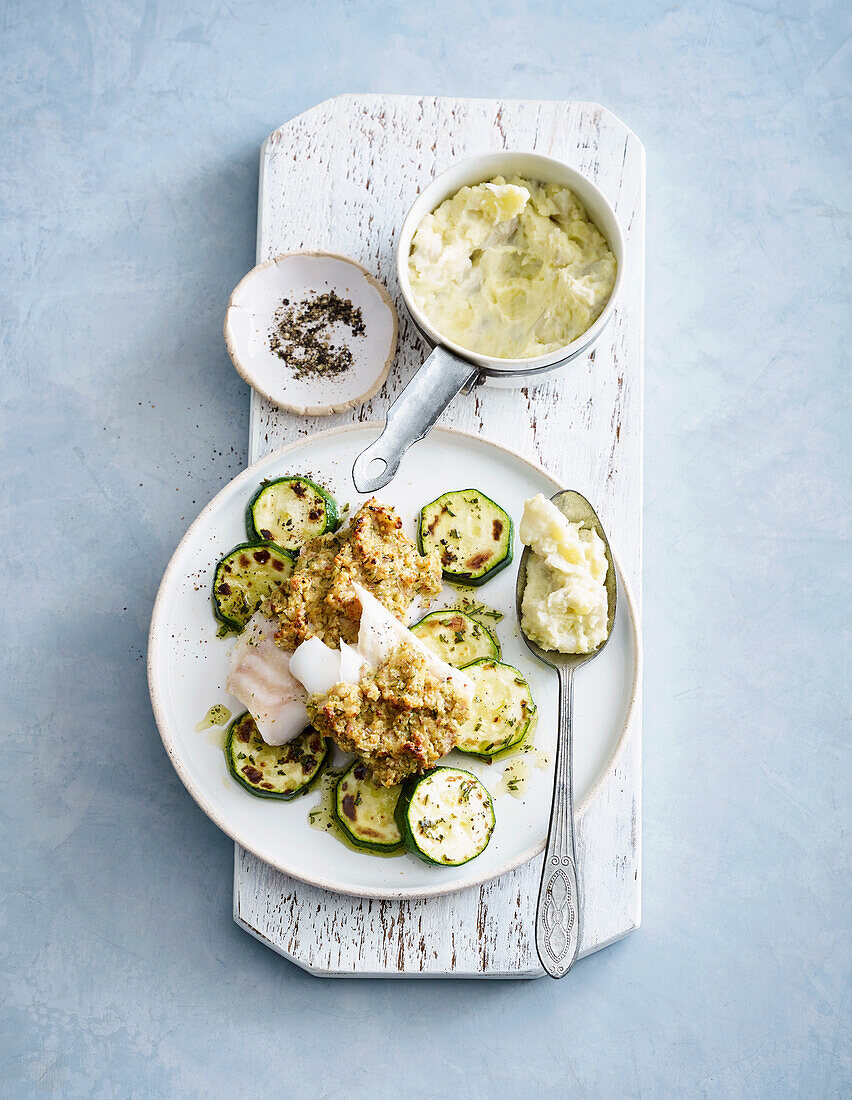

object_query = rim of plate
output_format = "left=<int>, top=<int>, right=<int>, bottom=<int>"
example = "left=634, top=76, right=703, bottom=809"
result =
left=147, top=423, right=642, bottom=900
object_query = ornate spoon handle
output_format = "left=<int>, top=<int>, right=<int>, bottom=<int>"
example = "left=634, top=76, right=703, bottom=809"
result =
left=535, top=665, right=581, bottom=978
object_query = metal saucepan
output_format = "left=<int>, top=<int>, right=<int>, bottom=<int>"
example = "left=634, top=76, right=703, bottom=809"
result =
left=352, top=151, right=625, bottom=492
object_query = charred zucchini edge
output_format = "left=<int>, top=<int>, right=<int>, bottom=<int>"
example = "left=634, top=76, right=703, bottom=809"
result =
left=211, top=541, right=295, bottom=631
left=245, top=475, right=339, bottom=551
left=418, top=488, right=514, bottom=587
left=224, top=712, right=330, bottom=800
left=454, top=657, right=536, bottom=759
left=333, top=760, right=403, bottom=852
left=394, top=766, right=495, bottom=866
left=410, top=608, right=501, bottom=667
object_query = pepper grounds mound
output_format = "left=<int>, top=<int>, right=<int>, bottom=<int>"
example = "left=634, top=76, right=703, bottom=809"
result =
left=268, top=290, right=366, bottom=380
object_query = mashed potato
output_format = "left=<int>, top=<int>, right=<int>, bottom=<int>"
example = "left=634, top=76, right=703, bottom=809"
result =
left=519, top=494, right=609, bottom=654
left=408, top=176, right=616, bottom=359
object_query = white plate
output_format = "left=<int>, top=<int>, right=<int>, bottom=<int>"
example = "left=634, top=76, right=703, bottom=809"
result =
left=148, top=425, right=640, bottom=899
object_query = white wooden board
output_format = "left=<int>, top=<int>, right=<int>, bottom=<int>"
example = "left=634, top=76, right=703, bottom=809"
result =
left=233, top=95, right=644, bottom=977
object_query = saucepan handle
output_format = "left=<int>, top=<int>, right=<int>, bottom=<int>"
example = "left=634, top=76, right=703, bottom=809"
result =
left=352, top=346, right=479, bottom=493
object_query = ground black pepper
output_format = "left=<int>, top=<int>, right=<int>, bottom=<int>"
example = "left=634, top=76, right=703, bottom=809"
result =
left=268, top=290, right=366, bottom=380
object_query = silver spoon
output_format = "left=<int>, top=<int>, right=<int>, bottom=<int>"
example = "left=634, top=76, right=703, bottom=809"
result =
left=516, top=490, right=617, bottom=978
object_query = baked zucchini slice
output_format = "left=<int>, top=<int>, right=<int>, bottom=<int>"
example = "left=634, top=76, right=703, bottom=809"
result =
left=212, top=542, right=294, bottom=631
left=334, top=760, right=403, bottom=852
left=225, top=712, right=329, bottom=799
left=410, top=609, right=500, bottom=667
left=246, top=476, right=338, bottom=551
left=418, top=489, right=513, bottom=586
left=455, top=658, right=535, bottom=759
left=395, top=767, right=495, bottom=866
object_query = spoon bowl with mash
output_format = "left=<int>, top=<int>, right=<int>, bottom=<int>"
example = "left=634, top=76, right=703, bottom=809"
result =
left=352, top=151, right=624, bottom=493
left=515, top=489, right=616, bottom=978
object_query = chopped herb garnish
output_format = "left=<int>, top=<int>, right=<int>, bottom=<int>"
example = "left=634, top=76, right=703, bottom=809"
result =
left=458, top=779, right=477, bottom=803
left=458, top=597, right=503, bottom=622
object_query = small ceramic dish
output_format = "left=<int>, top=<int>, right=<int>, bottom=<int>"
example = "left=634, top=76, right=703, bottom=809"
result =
left=224, top=251, right=398, bottom=416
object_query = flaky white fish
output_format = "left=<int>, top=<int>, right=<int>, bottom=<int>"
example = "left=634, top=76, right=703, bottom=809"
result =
left=225, top=612, right=307, bottom=745
left=226, top=588, right=473, bottom=743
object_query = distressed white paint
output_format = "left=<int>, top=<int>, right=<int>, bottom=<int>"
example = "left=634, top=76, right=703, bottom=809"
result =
left=233, top=95, right=644, bottom=977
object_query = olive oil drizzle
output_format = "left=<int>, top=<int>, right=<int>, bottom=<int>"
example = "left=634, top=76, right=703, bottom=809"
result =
left=488, top=711, right=550, bottom=798
left=516, top=712, right=550, bottom=770
left=196, top=703, right=232, bottom=732
left=496, top=757, right=530, bottom=799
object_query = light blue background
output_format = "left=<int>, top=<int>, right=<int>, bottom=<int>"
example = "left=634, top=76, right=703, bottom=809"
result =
left=2, top=1, right=849, bottom=1096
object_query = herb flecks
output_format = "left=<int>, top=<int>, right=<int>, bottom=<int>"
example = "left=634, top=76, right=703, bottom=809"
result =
left=268, top=291, right=366, bottom=380
left=456, top=597, right=504, bottom=623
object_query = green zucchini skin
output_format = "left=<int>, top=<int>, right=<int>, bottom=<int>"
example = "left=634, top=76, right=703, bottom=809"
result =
left=333, top=761, right=403, bottom=853
left=454, top=658, right=536, bottom=759
left=212, top=541, right=294, bottom=631
left=394, top=767, right=495, bottom=866
left=410, top=609, right=500, bottom=667
left=418, top=489, right=514, bottom=587
left=245, top=476, right=338, bottom=551
left=225, top=712, right=330, bottom=800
